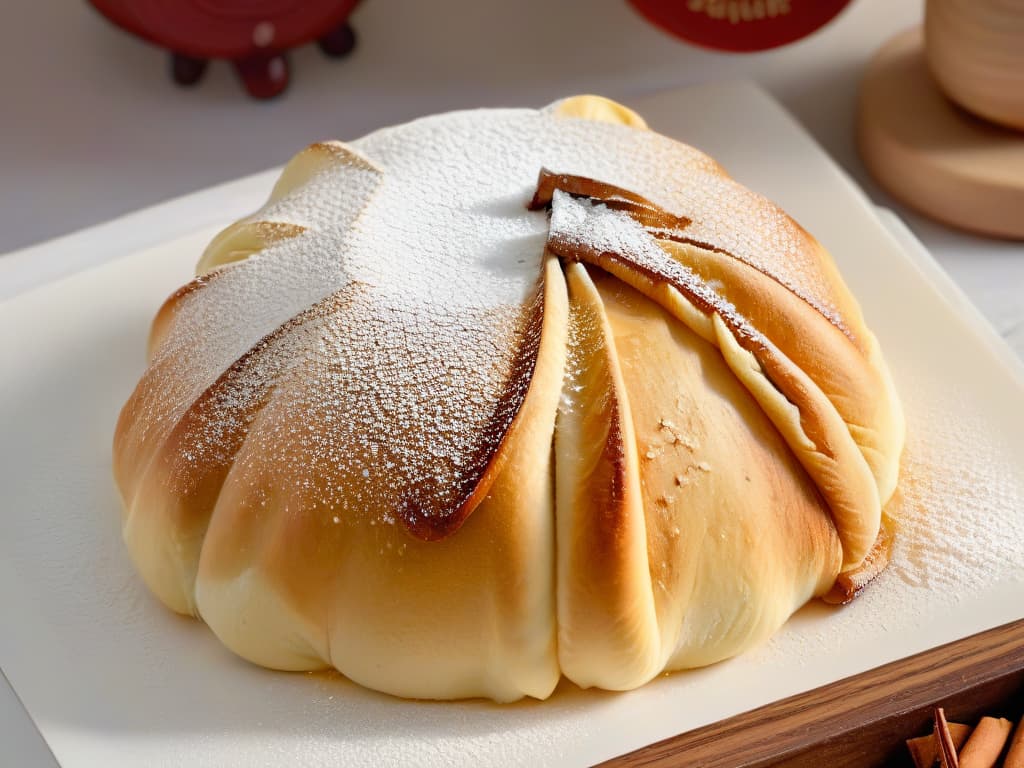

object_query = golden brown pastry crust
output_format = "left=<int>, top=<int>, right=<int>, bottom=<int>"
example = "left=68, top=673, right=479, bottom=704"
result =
left=113, top=95, right=904, bottom=701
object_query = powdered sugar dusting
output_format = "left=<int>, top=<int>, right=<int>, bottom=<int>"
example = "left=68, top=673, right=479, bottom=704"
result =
left=129, top=152, right=383, bottom=464
left=225, top=283, right=542, bottom=535
left=533, top=117, right=850, bottom=338
left=549, top=192, right=770, bottom=349
left=127, top=104, right=868, bottom=538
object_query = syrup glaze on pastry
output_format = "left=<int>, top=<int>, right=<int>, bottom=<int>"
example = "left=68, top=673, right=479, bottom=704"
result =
left=114, top=96, right=904, bottom=701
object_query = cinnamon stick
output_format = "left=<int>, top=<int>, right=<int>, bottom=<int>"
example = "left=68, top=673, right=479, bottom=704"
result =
left=907, top=723, right=973, bottom=768
left=957, top=716, right=1013, bottom=768
left=1004, top=719, right=1024, bottom=768
left=935, top=708, right=960, bottom=768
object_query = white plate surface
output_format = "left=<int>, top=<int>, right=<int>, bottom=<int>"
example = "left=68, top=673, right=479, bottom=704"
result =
left=2, top=82, right=1023, bottom=767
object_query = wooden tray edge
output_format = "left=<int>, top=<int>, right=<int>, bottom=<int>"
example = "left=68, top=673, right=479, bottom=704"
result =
left=601, top=618, right=1024, bottom=767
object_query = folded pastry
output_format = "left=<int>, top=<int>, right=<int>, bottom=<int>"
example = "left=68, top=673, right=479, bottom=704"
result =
left=113, top=96, right=904, bottom=702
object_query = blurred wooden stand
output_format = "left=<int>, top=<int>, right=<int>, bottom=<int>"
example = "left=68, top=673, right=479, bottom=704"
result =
left=857, top=2, right=1024, bottom=240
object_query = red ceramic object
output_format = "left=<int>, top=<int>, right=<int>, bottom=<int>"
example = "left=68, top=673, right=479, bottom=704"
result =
left=89, top=0, right=361, bottom=98
left=629, top=0, right=853, bottom=52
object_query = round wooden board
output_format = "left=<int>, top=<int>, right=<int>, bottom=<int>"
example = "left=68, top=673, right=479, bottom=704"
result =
left=857, top=27, right=1024, bottom=240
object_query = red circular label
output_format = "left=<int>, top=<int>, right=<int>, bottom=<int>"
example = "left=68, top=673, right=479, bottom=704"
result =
left=628, top=0, right=854, bottom=52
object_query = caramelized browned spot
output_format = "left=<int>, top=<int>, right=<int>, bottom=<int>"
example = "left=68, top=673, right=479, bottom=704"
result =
left=822, top=511, right=896, bottom=604
left=588, top=396, right=631, bottom=549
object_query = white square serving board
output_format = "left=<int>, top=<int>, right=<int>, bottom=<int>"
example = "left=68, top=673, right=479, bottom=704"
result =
left=2, top=82, right=1022, bottom=768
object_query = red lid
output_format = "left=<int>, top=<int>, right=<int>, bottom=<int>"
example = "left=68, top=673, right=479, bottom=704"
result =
left=628, top=0, right=853, bottom=53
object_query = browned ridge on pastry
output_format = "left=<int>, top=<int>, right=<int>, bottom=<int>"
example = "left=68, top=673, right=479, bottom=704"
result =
left=113, top=95, right=904, bottom=703
left=397, top=282, right=547, bottom=541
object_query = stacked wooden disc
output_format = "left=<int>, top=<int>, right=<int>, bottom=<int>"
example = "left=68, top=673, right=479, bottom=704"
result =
left=857, top=1, right=1024, bottom=240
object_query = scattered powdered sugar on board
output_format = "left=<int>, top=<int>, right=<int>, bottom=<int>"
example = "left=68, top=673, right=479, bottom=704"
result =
left=749, top=363, right=1024, bottom=664
left=888, top=369, right=1024, bottom=594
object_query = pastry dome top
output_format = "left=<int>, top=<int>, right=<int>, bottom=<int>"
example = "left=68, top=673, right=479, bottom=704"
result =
left=123, top=96, right=896, bottom=566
